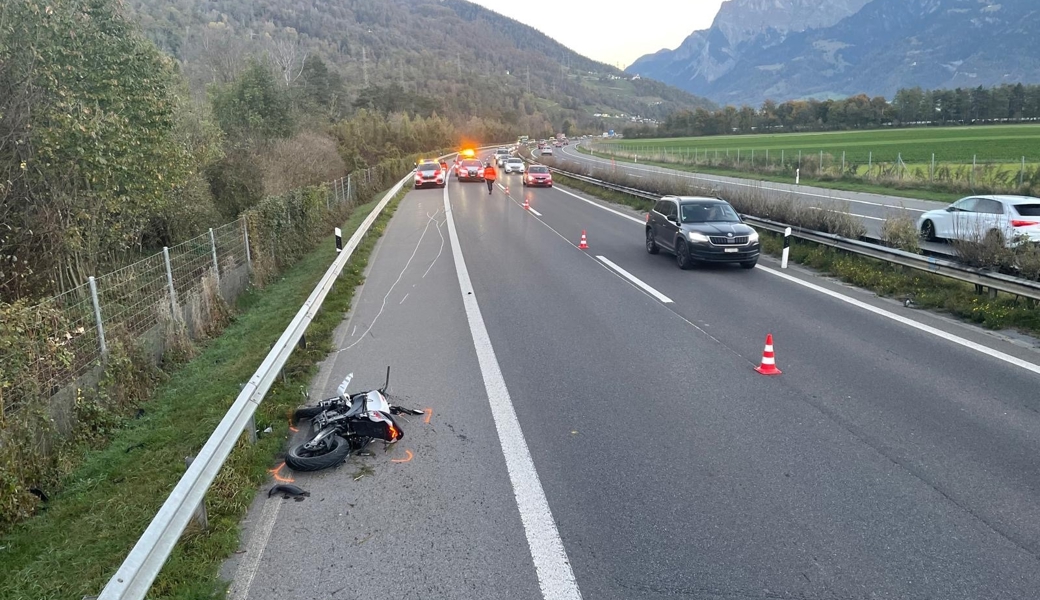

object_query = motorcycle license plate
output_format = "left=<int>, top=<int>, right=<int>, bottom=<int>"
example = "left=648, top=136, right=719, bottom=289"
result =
left=724, top=247, right=739, bottom=253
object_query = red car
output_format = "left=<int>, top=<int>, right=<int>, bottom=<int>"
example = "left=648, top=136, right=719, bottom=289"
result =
left=414, top=160, right=445, bottom=188
left=523, top=165, right=553, bottom=187
left=457, top=159, right=485, bottom=182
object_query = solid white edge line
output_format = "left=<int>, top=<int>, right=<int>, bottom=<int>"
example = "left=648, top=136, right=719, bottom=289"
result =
left=553, top=174, right=1040, bottom=377
left=596, top=255, right=674, bottom=303
left=442, top=186, right=583, bottom=599
left=759, top=265, right=1040, bottom=376
left=529, top=207, right=543, bottom=217
left=228, top=497, right=281, bottom=600
left=553, top=186, right=644, bottom=224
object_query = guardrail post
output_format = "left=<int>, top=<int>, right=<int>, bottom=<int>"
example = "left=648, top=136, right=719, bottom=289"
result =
left=184, top=456, right=208, bottom=530
left=242, top=217, right=252, bottom=272
left=88, top=276, right=107, bottom=356
left=163, top=247, right=178, bottom=318
left=209, top=228, right=220, bottom=284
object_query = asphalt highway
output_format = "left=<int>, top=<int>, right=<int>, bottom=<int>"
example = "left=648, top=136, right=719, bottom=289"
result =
left=224, top=152, right=1040, bottom=600
left=555, top=143, right=955, bottom=255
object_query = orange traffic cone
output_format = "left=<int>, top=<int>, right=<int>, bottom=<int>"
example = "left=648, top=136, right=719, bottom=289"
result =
left=578, top=230, right=589, bottom=250
left=523, top=197, right=530, bottom=210
left=754, top=334, right=781, bottom=375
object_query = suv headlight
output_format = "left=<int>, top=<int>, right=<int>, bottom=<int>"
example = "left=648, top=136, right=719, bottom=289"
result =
left=748, top=230, right=759, bottom=243
left=688, top=232, right=710, bottom=243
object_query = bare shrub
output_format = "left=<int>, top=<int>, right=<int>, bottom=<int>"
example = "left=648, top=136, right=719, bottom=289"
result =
left=253, top=131, right=347, bottom=196
left=881, top=212, right=921, bottom=253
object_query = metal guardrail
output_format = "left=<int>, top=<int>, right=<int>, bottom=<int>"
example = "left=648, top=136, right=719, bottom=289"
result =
left=96, top=145, right=508, bottom=600
left=533, top=157, right=1040, bottom=302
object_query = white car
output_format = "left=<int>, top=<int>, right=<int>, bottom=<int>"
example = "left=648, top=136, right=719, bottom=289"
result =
left=917, top=195, right=1040, bottom=246
left=504, top=158, right=526, bottom=174
left=541, top=146, right=553, bottom=156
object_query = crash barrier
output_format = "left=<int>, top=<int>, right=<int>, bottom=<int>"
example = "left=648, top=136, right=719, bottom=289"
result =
left=94, top=144, right=519, bottom=600
left=530, top=158, right=1040, bottom=303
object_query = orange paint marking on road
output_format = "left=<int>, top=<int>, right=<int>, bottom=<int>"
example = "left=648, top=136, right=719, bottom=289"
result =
left=268, top=462, right=295, bottom=483
left=390, top=449, right=414, bottom=464
left=424, top=408, right=433, bottom=424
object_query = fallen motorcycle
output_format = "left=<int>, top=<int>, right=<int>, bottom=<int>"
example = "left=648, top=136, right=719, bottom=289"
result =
left=285, top=367, right=422, bottom=472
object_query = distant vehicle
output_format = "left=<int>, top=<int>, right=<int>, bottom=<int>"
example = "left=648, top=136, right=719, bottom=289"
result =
left=917, top=195, right=1040, bottom=247
left=494, top=147, right=511, bottom=167
left=541, top=146, right=554, bottom=155
left=504, top=157, right=526, bottom=174
left=413, top=160, right=445, bottom=188
left=645, top=196, right=760, bottom=270
left=553, top=141, right=562, bottom=148
left=524, top=165, right=552, bottom=187
left=457, top=158, right=485, bottom=182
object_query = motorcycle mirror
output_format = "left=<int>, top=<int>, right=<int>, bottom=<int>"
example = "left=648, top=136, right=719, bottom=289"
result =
left=380, top=365, right=391, bottom=394
left=336, top=373, right=354, bottom=399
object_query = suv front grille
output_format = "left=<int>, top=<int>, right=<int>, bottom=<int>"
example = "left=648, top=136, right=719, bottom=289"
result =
left=710, top=236, right=749, bottom=245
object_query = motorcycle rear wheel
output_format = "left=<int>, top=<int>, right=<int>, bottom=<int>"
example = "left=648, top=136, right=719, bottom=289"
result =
left=285, top=435, right=351, bottom=471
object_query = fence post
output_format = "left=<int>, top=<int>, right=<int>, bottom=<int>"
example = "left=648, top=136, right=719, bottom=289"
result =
left=931, top=153, right=935, bottom=181
left=972, top=155, right=977, bottom=185
left=1021, top=156, right=1026, bottom=188
left=242, top=217, right=252, bottom=272
left=841, top=151, right=846, bottom=173
left=819, top=150, right=824, bottom=172
left=781, top=149, right=784, bottom=167
left=88, top=276, right=107, bottom=356
left=163, top=246, right=178, bottom=318
left=869, top=151, right=872, bottom=175
left=209, top=228, right=220, bottom=283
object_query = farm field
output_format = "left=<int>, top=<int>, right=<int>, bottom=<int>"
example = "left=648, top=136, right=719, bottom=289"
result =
left=600, top=124, right=1040, bottom=166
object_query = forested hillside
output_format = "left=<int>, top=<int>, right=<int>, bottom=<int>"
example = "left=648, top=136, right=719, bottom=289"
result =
left=126, top=0, right=713, bottom=129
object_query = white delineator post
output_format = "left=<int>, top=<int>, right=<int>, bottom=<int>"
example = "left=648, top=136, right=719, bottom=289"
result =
left=782, top=226, right=792, bottom=269
left=795, top=168, right=800, bottom=185
left=335, top=227, right=343, bottom=253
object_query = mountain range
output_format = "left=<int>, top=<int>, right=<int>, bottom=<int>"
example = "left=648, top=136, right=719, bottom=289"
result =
left=629, top=0, right=1040, bottom=106
left=124, top=0, right=713, bottom=130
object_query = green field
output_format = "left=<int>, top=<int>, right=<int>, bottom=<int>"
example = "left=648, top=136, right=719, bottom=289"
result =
left=603, top=125, right=1040, bottom=165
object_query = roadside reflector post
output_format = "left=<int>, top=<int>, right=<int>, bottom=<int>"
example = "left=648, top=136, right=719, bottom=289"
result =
left=335, top=227, right=343, bottom=253
left=796, top=168, right=800, bottom=185
left=782, top=227, right=792, bottom=269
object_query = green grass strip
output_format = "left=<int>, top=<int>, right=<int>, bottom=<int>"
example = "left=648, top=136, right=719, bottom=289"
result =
left=0, top=188, right=407, bottom=600
left=576, top=145, right=963, bottom=203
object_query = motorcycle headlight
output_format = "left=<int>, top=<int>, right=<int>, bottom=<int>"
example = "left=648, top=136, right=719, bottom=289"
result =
left=687, top=232, right=710, bottom=243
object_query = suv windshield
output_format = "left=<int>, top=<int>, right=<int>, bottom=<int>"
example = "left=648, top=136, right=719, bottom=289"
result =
left=529, top=166, right=549, bottom=173
left=418, top=163, right=439, bottom=172
left=680, top=202, right=740, bottom=223
left=507, top=158, right=523, bottom=164
left=461, top=159, right=482, bottom=168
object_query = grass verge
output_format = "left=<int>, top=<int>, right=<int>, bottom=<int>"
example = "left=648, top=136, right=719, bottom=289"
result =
left=0, top=187, right=408, bottom=600
left=551, top=171, right=1040, bottom=335
left=576, top=145, right=963, bottom=203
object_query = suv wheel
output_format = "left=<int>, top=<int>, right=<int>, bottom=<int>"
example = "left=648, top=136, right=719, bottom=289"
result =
left=646, top=228, right=660, bottom=255
left=676, top=240, right=694, bottom=270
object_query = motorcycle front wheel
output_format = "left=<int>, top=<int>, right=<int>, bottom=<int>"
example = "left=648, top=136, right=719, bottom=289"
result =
left=285, top=434, right=351, bottom=471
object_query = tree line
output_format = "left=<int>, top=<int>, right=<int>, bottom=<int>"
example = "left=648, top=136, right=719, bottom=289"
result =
left=622, top=84, right=1040, bottom=139
left=0, top=0, right=527, bottom=302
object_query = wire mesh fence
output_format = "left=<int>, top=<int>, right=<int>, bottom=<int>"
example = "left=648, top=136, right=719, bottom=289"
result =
left=0, top=164, right=399, bottom=421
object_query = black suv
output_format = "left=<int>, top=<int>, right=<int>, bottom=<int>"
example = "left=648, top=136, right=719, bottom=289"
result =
left=645, top=196, right=760, bottom=270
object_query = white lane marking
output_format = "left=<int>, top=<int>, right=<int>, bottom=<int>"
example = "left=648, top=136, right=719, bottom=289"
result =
left=341, top=210, right=440, bottom=351
left=442, top=186, right=583, bottom=599
left=529, top=207, right=543, bottom=217
left=553, top=175, right=1040, bottom=377
left=228, top=496, right=281, bottom=600
left=758, top=265, right=1040, bottom=376
left=560, top=146, right=926, bottom=212
left=399, top=293, right=409, bottom=305
left=553, top=186, right=644, bottom=224
left=807, top=206, right=886, bottom=221
left=596, top=256, right=673, bottom=303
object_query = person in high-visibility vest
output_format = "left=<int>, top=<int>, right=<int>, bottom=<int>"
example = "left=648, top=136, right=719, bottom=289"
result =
left=483, top=160, right=497, bottom=194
